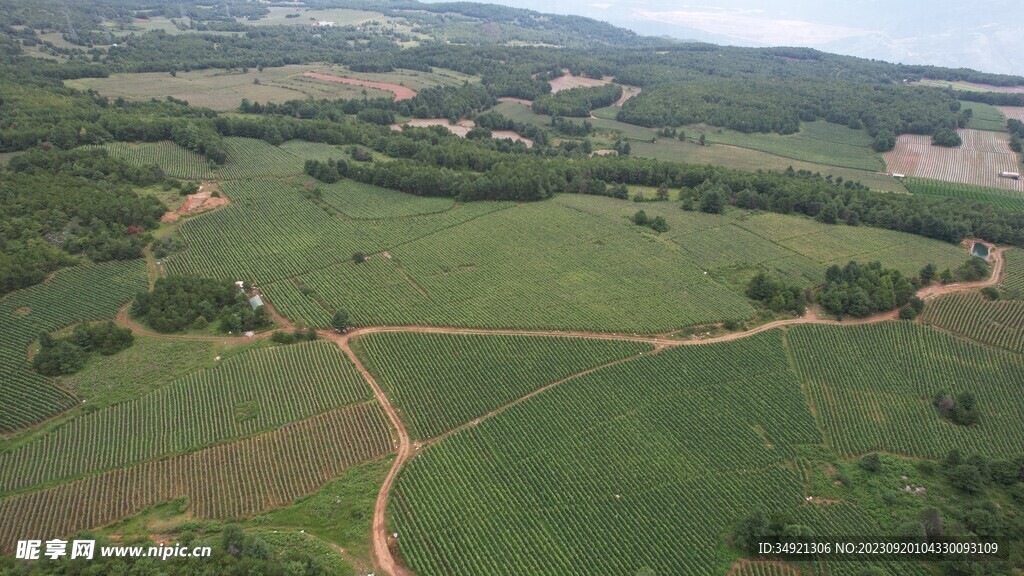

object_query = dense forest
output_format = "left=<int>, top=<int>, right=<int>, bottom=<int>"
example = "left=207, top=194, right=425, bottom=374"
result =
left=2, top=0, right=1024, bottom=298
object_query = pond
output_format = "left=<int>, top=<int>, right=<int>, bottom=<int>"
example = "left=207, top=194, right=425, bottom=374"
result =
left=972, top=242, right=990, bottom=259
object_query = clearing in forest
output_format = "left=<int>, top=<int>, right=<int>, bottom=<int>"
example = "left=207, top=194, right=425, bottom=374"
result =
left=883, top=129, right=1023, bottom=191
left=302, top=72, right=417, bottom=100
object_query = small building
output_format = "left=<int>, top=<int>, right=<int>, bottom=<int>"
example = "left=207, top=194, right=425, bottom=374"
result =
left=315, top=21, right=335, bottom=27
left=891, top=173, right=906, bottom=179
left=999, top=171, right=1021, bottom=180
left=248, top=295, right=264, bottom=310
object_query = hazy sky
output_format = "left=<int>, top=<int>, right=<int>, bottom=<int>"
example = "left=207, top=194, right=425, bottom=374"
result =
left=453, top=0, right=1024, bottom=75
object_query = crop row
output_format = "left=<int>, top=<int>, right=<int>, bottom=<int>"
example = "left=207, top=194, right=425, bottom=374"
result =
left=0, top=340, right=370, bottom=494
left=166, top=178, right=505, bottom=284
left=96, top=141, right=215, bottom=180
left=271, top=202, right=756, bottom=332
left=217, top=138, right=305, bottom=180
left=0, top=261, right=147, bottom=432
left=388, top=331, right=823, bottom=575
left=0, top=403, right=393, bottom=552
left=316, top=178, right=455, bottom=220
left=883, top=132, right=1023, bottom=191
left=788, top=323, right=1024, bottom=458
left=919, top=292, right=1024, bottom=352
left=904, top=177, right=1024, bottom=213
left=353, top=332, right=651, bottom=439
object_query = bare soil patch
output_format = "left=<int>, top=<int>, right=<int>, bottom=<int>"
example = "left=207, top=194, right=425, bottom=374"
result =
left=400, top=119, right=532, bottom=147
left=302, top=71, right=416, bottom=100
left=160, top=183, right=229, bottom=223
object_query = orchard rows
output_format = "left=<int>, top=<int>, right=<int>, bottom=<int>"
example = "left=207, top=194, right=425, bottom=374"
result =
left=352, top=332, right=651, bottom=439
left=920, top=292, right=1024, bottom=351
left=789, top=323, right=1024, bottom=459
left=0, top=341, right=370, bottom=494
left=0, top=403, right=392, bottom=551
left=883, top=131, right=1024, bottom=191
left=97, top=141, right=215, bottom=180
left=0, top=261, right=147, bottom=432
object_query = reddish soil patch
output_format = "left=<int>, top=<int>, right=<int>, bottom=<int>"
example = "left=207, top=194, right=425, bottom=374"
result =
left=302, top=72, right=416, bottom=101
left=548, top=72, right=610, bottom=93
left=883, top=129, right=1024, bottom=191
left=161, top=183, right=229, bottom=223
left=491, top=130, right=533, bottom=148
left=497, top=96, right=533, bottom=105
left=613, top=85, right=642, bottom=107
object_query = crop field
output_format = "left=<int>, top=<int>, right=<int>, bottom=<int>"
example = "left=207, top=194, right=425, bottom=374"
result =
left=919, top=292, right=1024, bottom=352
left=492, top=101, right=898, bottom=189
left=883, top=129, right=1024, bottom=191
left=93, top=141, right=215, bottom=180
left=788, top=323, right=1024, bottom=459
left=996, top=106, right=1024, bottom=122
left=0, top=340, right=370, bottom=495
left=308, top=64, right=478, bottom=92
left=692, top=121, right=884, bottom=172
left=389, top=331, right=825, bottom=575
left=269, top=201, right=757, bottom=332
left=1004, top=248, right=1024, bottom=293
left=0, top=403, right=392, bottom=551
left=0, top=261, right=147, bottom=433
left=903, top=177, right=1024, bottom=212
left=279, top=140, right=350, bottom=163
left=166, top=178, right=508, bottom=283
left=245, top=7, right=382, bottom=27
left=217, top=138, right=305, bottom=180
left=65, top=65, right=380, bottom=112
left=959, top=101, right=1007, bottom=131
left=314, top=179, right=456, bottom=219
left=554, top=195, right=967, bottom=290
left=353, top=333, right=651, bottom=439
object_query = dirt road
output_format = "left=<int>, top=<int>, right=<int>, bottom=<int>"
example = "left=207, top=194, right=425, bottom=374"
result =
left=116, top=248, right=1004, bottom=576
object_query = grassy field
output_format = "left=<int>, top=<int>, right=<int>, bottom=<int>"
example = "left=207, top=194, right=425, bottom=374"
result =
left=789, top=322, right=1024, bottom=459
left=959, top=101, right=1007, bottom=131
left=309, top=64, right=478, bottom=92
left=388, top=331, right=819, bottom=575
left=491, top=102, right=901, bottom=191
left=904, top=177, right=1024, bottom=212
left=913, top=79, right=1024, bottom=93
left=0, top=403, right=392, bottom=551
left=353, top=333, right=652, bottom=439
left=0, top=261, right=147, bottom=433
left=66, top=65, right=388, bottom=112
left=554, top=194, right=968, bottom=292
left=244, top=7, right=382, bottom=27
left=0, top=341, right=371, bottom=495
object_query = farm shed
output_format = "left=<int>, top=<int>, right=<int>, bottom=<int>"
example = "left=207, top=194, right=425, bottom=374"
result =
left=248, top=295, right=264, bottom=309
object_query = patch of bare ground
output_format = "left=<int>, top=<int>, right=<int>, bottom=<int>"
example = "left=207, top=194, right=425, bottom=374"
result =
left=883, top=129, right=1024, bottom=191
left=302, top=71, right=416, bottom=101
left=160, top=182, right=229, bottom=223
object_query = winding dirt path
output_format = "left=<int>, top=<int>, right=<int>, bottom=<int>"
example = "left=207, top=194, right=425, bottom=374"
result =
left=114, top=248, right=1004, bottom=576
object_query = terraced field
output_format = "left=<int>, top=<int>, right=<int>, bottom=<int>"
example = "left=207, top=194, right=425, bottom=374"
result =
left=789, top=322, right=1024, bottom=459
left=0, top=403, right=392, bottom=551
left=0, top=261, right=147, bottom=432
